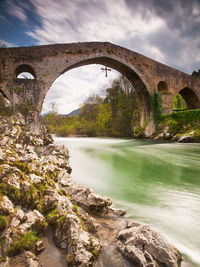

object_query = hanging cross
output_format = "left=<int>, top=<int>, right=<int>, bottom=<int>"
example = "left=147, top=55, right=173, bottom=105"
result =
left=101, top=65, right=111, bottom=77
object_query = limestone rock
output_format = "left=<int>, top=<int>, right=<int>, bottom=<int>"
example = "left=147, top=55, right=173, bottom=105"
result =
left=0, top=114, right=184, bottom=267
left=79, top=212, right=100, bottom=232
left=0, top=148, right=5, bottom=162
left=18, top=210, right=46, bottom=234
left=42, top=144, right=69, bottom=159
left=69, top=187, right=112, bottom=213
left=29, top=173, right=44, bottom=184
left=54, top=213, right=101, bottom=266
left=154, top=126, right=172, bottom=140
left=1, top=166, right=21, bottom=188
left=117, top=223, right=182, bottom=267
left=107, top=205, right=126, bottom=217
left=178, top=132, right=195, bottom=143
left=0, top=196, right=14, bottom=215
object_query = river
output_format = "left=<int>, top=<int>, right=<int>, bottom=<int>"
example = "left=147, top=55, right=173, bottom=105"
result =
left=54, top=137, right=200, bottom=266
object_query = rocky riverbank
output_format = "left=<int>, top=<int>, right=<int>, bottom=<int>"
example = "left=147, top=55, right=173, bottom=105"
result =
left=0, top=114, right=183, bottom=266
left=151, top=110, right=200, bottom=143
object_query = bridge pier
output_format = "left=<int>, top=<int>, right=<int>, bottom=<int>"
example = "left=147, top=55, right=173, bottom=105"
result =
left=2, top=78, right=44, bottom=134
left=160, top=93, right=173, bottom=114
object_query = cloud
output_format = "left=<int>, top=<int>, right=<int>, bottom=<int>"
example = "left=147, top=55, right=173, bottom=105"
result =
left=0, top=39, right=15, bottom=47
left=26, top=0, right=200, bottom=73
left=0, top=14, right=7, bottom=21
left=27, top=0, right=165, bottom=44
left=7, top=0, right=27, bottom=22
left=24, top=0, right=200, bottom=113
left=42, top=65, right=119, bottom=114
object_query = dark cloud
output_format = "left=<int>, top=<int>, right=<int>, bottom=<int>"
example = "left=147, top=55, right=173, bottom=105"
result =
left=1, top=0, right=199, bottom=73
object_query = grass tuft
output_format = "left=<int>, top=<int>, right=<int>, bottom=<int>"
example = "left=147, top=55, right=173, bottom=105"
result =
left=6, top=231, right=39, bottom=257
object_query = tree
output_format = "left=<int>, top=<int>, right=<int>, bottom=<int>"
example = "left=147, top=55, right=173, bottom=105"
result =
left=96, top=102, right=112, bottom=135
left=42, top=75, right=143, bottom=137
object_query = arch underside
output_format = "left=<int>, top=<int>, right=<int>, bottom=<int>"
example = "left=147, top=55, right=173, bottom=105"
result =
left=60, top=56, right=151, bottom=113
left=179, top=87, right=200, bottom=109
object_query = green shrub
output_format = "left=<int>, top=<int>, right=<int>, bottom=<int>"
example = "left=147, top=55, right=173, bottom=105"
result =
left=72, top=203, right=79, bottom=213
left=21, top=184, right=38, bottom=209
left=6, top=231, right=39, bottom=257
left=46, top=208, right=59, bottom=224
left=0, top=183, right=21, bottom=204
left=0, top=216, right=8, bottom=231
left=161, top=109, right=200, bottom=124
left=133, top=126, right=144, bottom=137
left=11, top=161, right=31, bottom=174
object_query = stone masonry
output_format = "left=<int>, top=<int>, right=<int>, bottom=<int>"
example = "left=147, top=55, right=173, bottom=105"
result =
left=0, top=42, right=200, bottom=133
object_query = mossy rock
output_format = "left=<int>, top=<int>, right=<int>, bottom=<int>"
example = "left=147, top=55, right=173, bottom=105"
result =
left=46, top=208, right=59, bottom=224
left=0, top=216, right=8, bottom=231
left=21, top=184, right=38, bottom=209
left=65, top=252, right=75, bottom=266
left=11, top=161, right=31, bottom=174
left=0, top=183, right=21, bottom=204
left=6, top=231, right=40, bottom=257
left=0, top=256, right=6, bottom=263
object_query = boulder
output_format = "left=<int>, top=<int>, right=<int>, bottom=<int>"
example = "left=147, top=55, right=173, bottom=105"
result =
left=79, top=212, right=100, bottom=232
left=0, top=196, right=14, bottom=215
left=69, top=187, right=112, bottom=214
left=107, top=205, right=126, bottom=217
left=54, top=213, right=101, bottom=266
left=18, top=210, right=46, bottom=234
left=117, top=223, right=182, bottom=267
left=178, top=132, right=195, bottom=143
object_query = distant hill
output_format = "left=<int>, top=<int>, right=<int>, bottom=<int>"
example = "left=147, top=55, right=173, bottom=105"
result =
left=64, top=108, right=79, bottom=117
left=41, top=111, right=49, bottom=118
left=41, top=108, right=80, bottom=118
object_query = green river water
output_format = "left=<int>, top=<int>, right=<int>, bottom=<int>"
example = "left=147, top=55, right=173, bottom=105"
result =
left=54, top=137, right=200, bottom=266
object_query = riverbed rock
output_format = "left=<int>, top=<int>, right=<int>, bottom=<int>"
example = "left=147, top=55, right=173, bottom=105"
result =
left=67, top=187, right=113, bottom=214
left=54, top=212, right=101, bottom=266
left=177, top=132, right=195, bottom=143
left=79, top=212, right=100, bottom=232
left=154, top=126, right=172, bottom=140
left=107, top=205, right=126, bottom=217
left=117, top=223, right=182, bottom=267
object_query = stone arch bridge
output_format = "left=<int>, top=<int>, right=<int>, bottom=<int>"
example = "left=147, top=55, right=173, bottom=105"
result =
left=0, top=42, right=200, bottom=134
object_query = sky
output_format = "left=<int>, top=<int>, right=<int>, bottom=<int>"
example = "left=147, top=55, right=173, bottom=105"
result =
left=0, top=0, right=200, bottom=114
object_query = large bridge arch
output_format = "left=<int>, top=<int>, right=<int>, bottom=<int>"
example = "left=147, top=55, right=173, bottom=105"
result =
left=39, top=54, right=152, bottom=125
left=0, top=41, right=200, bottom=134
